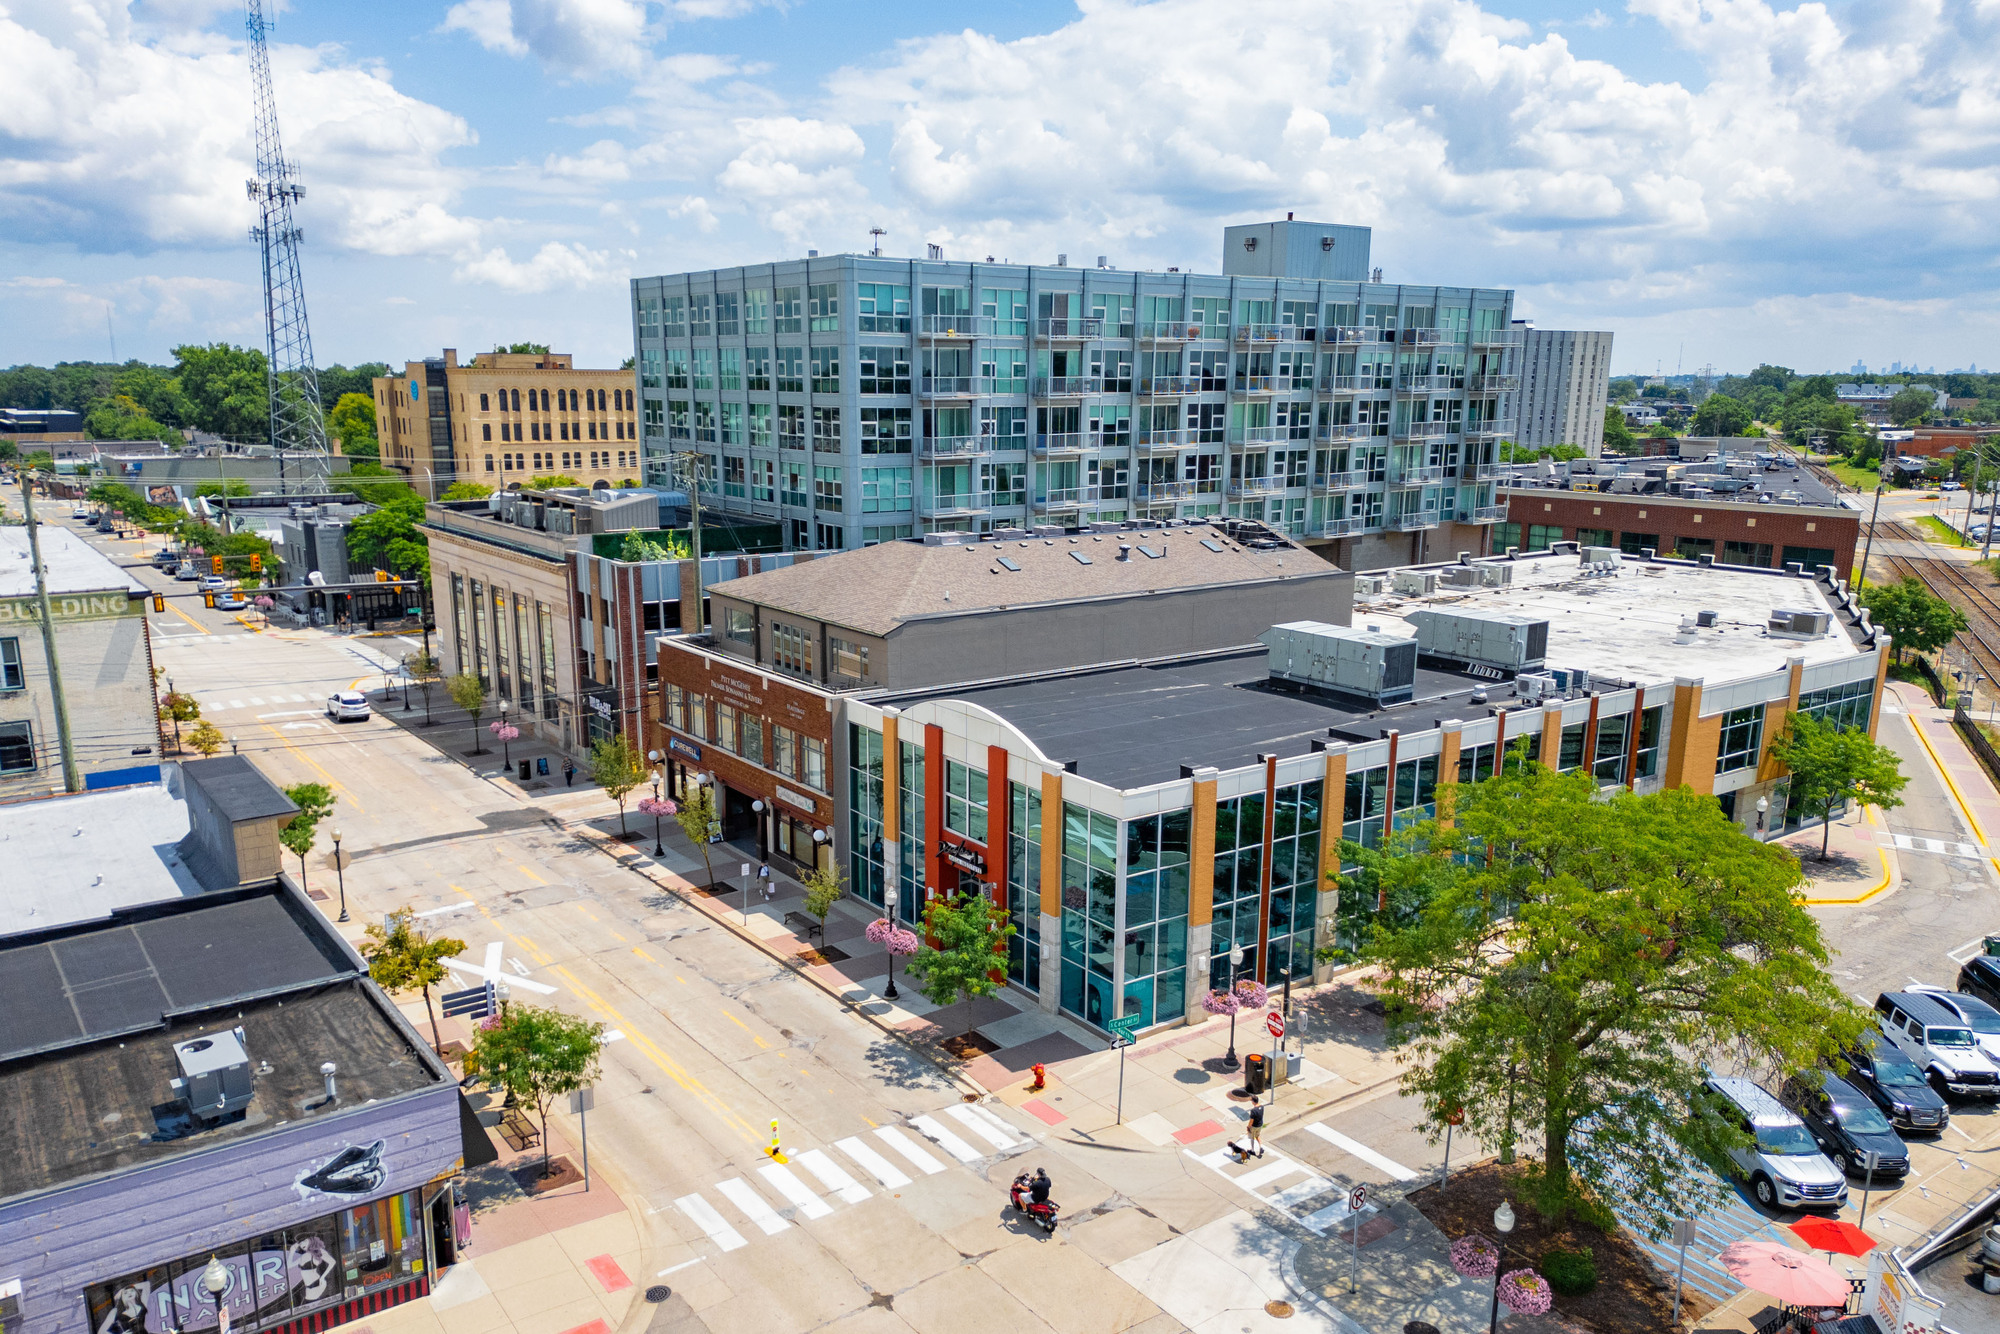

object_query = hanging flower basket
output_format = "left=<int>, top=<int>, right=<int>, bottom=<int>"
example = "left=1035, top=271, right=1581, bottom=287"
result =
left=1449, top=1234, right=1500, bottom=1280
left=865, top=918, right=919, bottom=955
left=1201, top=989, right=1242, bottom=1016
left=1232, top=978, right=1270, bottom=1009
left=1498, top=1268, right=1552, bottom=1316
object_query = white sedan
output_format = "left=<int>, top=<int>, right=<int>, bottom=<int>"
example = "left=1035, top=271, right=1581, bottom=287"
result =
left=325, top=691, right=372, bottom=722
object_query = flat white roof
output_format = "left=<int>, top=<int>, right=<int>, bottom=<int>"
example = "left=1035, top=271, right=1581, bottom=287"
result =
left=0, top=527, right=148, bottom=599
left=0, top=783, right=206, bottom=932
left=1356, top=555, right=1858, bottom=685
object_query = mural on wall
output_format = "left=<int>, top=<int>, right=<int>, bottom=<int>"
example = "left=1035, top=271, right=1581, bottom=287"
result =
left=295, top=1141, right=386, bottom=1199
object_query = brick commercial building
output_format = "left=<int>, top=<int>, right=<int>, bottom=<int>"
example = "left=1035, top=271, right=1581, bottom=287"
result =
left=373, top=350, right=642, bottom=498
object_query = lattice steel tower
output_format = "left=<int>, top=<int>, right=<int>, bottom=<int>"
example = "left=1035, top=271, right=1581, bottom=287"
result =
left=246, top=0, right=327, bottom=493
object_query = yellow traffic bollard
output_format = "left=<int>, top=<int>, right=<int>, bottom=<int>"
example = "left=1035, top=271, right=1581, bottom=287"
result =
left=768, top=1118, right=786, bottom=1162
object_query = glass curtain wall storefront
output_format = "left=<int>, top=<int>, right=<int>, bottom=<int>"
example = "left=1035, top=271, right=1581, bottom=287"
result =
left=1007, top=782, right=1042, bottom=991
left=1059, top=804, right=1119, bottom=1027
left=1122, top=810, right=1191, bottom=1025
left=848, top=724, right=886, bottom=909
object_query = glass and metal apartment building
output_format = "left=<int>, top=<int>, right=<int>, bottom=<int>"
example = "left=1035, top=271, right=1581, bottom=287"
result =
left=628, top=221, right=1523, bottom=569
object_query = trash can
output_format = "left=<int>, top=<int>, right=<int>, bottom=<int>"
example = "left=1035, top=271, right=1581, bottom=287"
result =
left=1985, top=935, right=2000, bottom=957
left=518, top=759, right=530, bottom=783
left=1243, top=1053, right=1267, bottom=1096
left=1285, top=1052, right=1303, bottom=1082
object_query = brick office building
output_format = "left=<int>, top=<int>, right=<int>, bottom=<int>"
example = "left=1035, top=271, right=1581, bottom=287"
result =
left=1499, top=489, right=1858, bottom=577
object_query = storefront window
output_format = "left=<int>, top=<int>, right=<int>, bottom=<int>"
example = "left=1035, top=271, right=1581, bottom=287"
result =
left=944, top=759, right=988, bottom=842
left=1122, top=808, right=1191, bottom=1025
left=849, top=724, right=886, bottom=909
left=1267, top=781, right=1321, bottom=985
left=897, top=741, right=926, bottom=922
left=1592, top=712, right=1629, bottom=784
left=1060, top=803, right=1118, bottom=1027
left=1007, top=781, right=1041, bottom=991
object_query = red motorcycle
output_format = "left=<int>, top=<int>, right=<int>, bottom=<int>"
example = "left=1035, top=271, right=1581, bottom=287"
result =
left=1010, top=1171, right=1059, bottom=1234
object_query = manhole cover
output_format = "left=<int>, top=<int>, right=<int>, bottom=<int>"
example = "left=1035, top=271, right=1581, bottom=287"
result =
left=1264, top=1302, right=1294, bottom=1319
left=644, top=1286, right=672, bottom=1304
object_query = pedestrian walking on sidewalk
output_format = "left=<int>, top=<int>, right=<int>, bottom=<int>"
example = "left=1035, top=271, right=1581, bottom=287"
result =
left=759, top=861, right=773, bottom=899
left=563, top=758, right=576, bottom=787
left=1247, top=1102, right=1265, bottom=1157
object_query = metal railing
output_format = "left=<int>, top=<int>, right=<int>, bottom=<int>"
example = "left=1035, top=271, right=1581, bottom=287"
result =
left=1313, top=469, right=1372, bottom=491
left=1034, top=376, right=1102, bottom=397
left=1139, top=376, right=1198, bottom=396
left=1459, top=461, right=1505, bottom=480
left=1469, top=373, right=1520, bottom=393
left=1036, top=317, right=1103, bottom=339
left=1321, top=375, right=1363, bottom=394
left=1235, top=323, right=1316, bottom=344
left=920, top=435, right=990, bottom=458
left=1136, top=429, right=1193, bottom=450
left=920, top=376, right=976, bottom=397
left=1316, top=516, right=1368, bottom=536
left=1138, top=322, right=1200, bottom=341
left=1033, top=433, right=1090, bottom=456
left=1322, top=326, right=1378, bottom=344
left=919, top=493, right=994, bottom=516
left=1135, top=479, right=1203, bottom=501
left=1400, top=328, right=1446, bottom=346
left=1227, top=476, right=1291, bottom=497
left=1232, top=425, right=1290, bottom=444
left=1396, top=375, right=1436, bottom=395
left=1234, top=375, right=1277, bottom=394
left=1395, top=420, right=1453, bottom=439
left=979, top=377, right=1028, bottom=396
left=1319, top=422, right=1376, bottom=443
left=1461, top=504, right=1509, bottom=522
left=1471, top=329, right=1525, bottom=348
left=1036, top=486, right=1114, bottom=509
left=918, top=315, right=992, bottom=337
left=1387, top=511, right=1440, bottom=531
left=1465, top=419, right=1517, bottom=439
left=1391, top=462, right=1446, bottom=484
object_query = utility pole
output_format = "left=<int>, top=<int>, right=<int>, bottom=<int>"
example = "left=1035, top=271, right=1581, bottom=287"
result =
left=18, top=477, right=82, bottom=793
left=671, top=451, right=706, bottom=632
left=1858, top=475, right=1887, bottom=591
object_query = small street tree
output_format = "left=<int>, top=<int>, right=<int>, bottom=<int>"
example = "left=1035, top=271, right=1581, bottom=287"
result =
left=903, top=890, right=1015, bottom=1042
left=469, top=1003, right=604, bottom=1180
left=1861, top=576, right=1967, bottom=663
left=1362, top=762, right=1864, bottom=1235
left=1776, top=712, right=1909, bottom=859
left=159, top=690, right=199, bottom=751
left=187, top=719, right=225, bottom=757
left=802, top=862, right=846, bottom=938
left=405, top=652, right=441, bottom=726
left=361, top=906, right=467, bottom=1052
left=675, top=782, right=719, bottom=884
left=278, top=782, right=335, bottom=893
left=589, top=734, right=648, bottom=834
left=446, top=672, right=488, bottom=752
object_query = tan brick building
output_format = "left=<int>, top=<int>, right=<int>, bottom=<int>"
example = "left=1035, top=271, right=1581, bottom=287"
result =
left=373, top=350, right=641, bottom=498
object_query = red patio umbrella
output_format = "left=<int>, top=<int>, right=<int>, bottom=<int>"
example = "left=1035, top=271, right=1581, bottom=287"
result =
left=1790, top=1217, right=1877, bottom=1259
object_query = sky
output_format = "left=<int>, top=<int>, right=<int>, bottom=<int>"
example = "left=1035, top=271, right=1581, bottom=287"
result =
left=5, top=0, right=1999, bottom=380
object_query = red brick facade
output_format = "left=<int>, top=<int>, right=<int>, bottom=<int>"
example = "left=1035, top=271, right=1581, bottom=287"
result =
left=1503, top=491, right=1859, bottom=577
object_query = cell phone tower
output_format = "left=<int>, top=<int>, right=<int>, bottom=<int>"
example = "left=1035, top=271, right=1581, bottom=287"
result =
left=245, top=0, right=328, bottom=494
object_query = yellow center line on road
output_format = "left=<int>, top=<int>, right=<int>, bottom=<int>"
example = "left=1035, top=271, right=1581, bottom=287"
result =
left=723, top=1011, right=771, bottom=1050
left=254, top=722, right=367, bottom=814
left=633, top=947, right=654, bottom=962
left=517, top=865, right=547, bottom=884
left=553, top=964, right=760, bottom=1144
left=155, top=602, right=211, bottom=635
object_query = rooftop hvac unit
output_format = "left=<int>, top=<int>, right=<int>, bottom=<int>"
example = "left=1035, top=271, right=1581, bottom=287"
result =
left=1515, top=671, right=1557, bottom=701
left=1259, top=621, right=1418, bottom=706
left=1391, top=570, right=1438, bottom=596
left=1768, top=608, right=1833, bottom=640
left=1581, top=546, right=1620, bottom=565
left=171, top=1028, right=256, bottom=1123
left=1352, top=575, right=1386, bottom=596
left=1443, top=566, right=1481, bottom=587
left=1476, top=562, right=1514, bottom=587
left=1405, top=608, right=1550, bottom=673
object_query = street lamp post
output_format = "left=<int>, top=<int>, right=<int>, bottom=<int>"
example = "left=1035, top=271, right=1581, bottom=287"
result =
left=883, top=886, right=901, bottom=999
left=332, top=828, right=348, bottom=923
left=1755, top=794, right=1769, bottom=836
left=1222, top=945, right=1246, bottom=1070
left=752, top=799, right=767, bottom=861
left=1487, top=1199, right=1516, bottom=1334
left=498, top=702, right=511, bottom=770
left=202, top=1255, right=231, bottom=1334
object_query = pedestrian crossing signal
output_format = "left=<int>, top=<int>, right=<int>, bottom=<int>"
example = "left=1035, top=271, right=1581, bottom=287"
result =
left=211, top=555, right=224, bottom=573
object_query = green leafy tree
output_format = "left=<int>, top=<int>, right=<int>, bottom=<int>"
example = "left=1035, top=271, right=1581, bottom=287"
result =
left=441, top=481, right=493, bottom=500
left=675, top=783, right=719, bottom=885
left=803, top=862, right=846, bottom=935
left=362, top=906, right=468, bottom=1052
left=158, top=689, right=199, bottom=750
left=405, top=651, right=441, bottom=725
left=1690, top=393, right=1753, bottom=438
left=589, top=734, right=648, bottom=833
left=1362, top=764, right=1865, bottom=1233
left=0, top=441, right=18, bottom=463
left=326, top=392, right=381, bottom=460
left=470, top=1003, right=603, bottom=1178
left=85, top=393, right=178, bottom=444
left=446, top=672, right=488, bottom=752
left=317, top=363, right=390, bottom=405
left=1889, top=386, right=1935, bottom=426
left=194, top=480, right=252, bottom=499
left=495, top=343, right=552, bottom=355
left=346, top=493, right=430, bottom=580
left=1607, top=378, right=1640, bottom=403
left=23, top=451, right=53, bottom=472
left=903, top=890, right=1015, bottom=1039
left=279, top=781, right=335, bottom=892
left=617, top=529, right=690, bottom=561
left=1861, top=575, right=1967, bottom=662
left=527, top=473, right=581, bottom=489
left=187, top=719, right=225, bottom=757
left=172, top=344, right=268, bottom=440
left=1775, top=713, right=1909, bottom=859
left=343, top=462, right=420, bottom=506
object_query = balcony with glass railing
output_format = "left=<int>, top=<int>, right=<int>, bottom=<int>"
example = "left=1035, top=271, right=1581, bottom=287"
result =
left=1400, top=328, right=1446, bottom=346
left=1231, top=425, right=1290, bottom=445
left=1235, top=323, right=1316, bottom=344
left=1471, top=328, right=1525, bottom=348
left=919, top=492, right=994, bottom=518
left=1135, top=429, right=1194, bottom=451
left=1234, top=375, right=1277, bottom=395
left=917, top=314, right=994, bottom=338
left=1315, top=515, right=1368, bottom=537
left=978, top=377, right=1028, bottom=396
left=1035, top=485, right=1114, bottom=510
left=1459, top=460, right=1505, bottom=480
left=1394, top=419, right=1453, bottom=440
left=1390, top=461, right=1446, bottom=485
left=1322, top=326, right=1377, bottom=344
left=1465, top=419, right=1517, bottom=440
left=1034, top=376, right=1102, bottom=398
left=920, top=376, right=976, bottom=398
left=1033, top=433, right=1090, bottom=457
left=1469, top=373, right=1520, bottom=393
left=919, top=435, right=991, bottom=459
left=1139, top=376, right=1198, bottom=396
left=1396, top=374, right=1436, bottom=395
left=1321, top=375, right=1363, bottom=395
left=1318, top=421, right=1376, bottom=444
left=1312, top=468, right=1373, bottom=492
left=1226, top=475, right=1291, bottom=498
left=1138, top=321, right=1200, bottom=342
left=1134, top=479, right=1206, bottom=502
left=1461, top=503, right=1509, bottom=523
left=1387, top=509, right=1440, bottom=531
left=1036, top=317, right=1103, bottom=339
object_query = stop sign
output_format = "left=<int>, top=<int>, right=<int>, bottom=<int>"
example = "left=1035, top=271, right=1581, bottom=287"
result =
left=1266, top=1011, right=1286, bottom=1038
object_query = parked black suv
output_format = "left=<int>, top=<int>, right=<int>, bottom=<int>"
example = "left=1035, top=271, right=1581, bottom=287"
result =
left=1779, top=1072, right=1911, bottom=1178
left=1957, top=955, right=2000, bottom=1011
left=1833, top=1030, right=1950, bottom=1133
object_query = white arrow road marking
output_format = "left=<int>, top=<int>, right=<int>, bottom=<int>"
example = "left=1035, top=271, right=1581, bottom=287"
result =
left=441, top=944, right=557, bottom=994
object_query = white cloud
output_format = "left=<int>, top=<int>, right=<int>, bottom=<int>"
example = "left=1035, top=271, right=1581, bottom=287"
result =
left=456, top=240, right=619, bottom=292
left=440, top=0, right=650, bottom=78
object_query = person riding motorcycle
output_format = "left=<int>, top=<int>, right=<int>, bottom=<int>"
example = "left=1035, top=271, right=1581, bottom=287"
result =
left=1030, top=1168, right=1052, bottom=1206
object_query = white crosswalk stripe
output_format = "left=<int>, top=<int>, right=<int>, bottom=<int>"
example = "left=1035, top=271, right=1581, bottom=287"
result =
left=1889, top=832, right=1987, bottom=860
left=1304, top=1122, right=1419, bottom=1181
left=674, top=1194, right=747, bottom=1252
left=909, top=1114, right=982, bottom=1162
left=875, top=1125, right=949, bottom=1174
left=715, top=1177, right=789, bottom=1235
left=796, top=1148, right=871, bottom=1204
left=1186, top=1143, right=1369, bottom=1237
left=835, top=1135, right=911, bottom=1189
left=757, top=1162, right=833, bottom=1219
left=946, top=1103, right=1020, bottom=1151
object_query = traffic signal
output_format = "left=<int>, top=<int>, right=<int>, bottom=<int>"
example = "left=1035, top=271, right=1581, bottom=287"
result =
left=375, top=570, right=390, bottom=583
left=249, top=553, right=261, bottom=572
left=203, top=592, right=215, bottom=608
left=211, top=555, right=224, bottom=573
left=151, top=594, right=165, bottom=612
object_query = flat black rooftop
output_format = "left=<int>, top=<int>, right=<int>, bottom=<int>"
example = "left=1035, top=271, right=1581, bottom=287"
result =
left=0, top=885, right=351, bottom=1061
left=882, top=649, right=1500, bottom=789
left=0, top=982, right=441, bottom=1200
left=180, top=755, right=300, bottom=823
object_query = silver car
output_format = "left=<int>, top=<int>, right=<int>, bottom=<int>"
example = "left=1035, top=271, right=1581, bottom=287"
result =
left=325, top=691, right=371, bottom=722
left=1704, top=1075, right=1849, bottom=1211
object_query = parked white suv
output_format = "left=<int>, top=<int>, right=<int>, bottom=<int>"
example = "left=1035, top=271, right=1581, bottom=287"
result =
left=1875, top=992, right=2000, bottom=1098
left=1703, top=1075, right=1849, bottom=1211
left=325, top=691, right=372, bottom=722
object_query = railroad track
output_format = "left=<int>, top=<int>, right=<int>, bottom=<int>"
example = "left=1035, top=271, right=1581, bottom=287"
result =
left=1879, top=522, right=2000, bottom=690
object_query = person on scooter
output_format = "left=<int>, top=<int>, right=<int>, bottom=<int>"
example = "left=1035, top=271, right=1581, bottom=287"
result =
left=1010, top=1172, right=1032, bottom=1212
left=1030, top=1168, right=1052, bottom=1207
